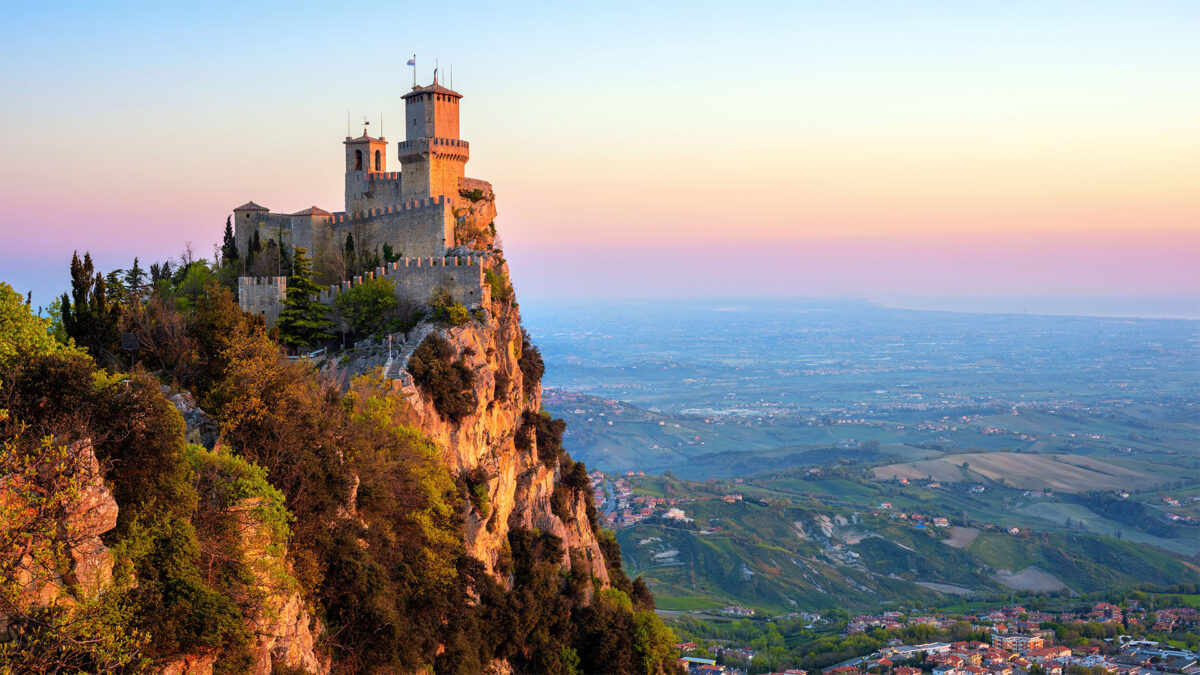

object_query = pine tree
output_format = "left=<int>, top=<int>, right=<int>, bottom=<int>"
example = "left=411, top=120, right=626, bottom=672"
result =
left=221, top=216, right=239, bottom=263
left=275, top=247, right=334, bottom=349
left=104, top=269, right=127, bottom=301
left=124, top=257, right=146, bottom=303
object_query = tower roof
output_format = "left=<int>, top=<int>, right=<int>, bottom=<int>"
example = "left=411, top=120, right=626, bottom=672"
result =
left=344, top=132, right=385, bottom=144
left=292, top=206, right=332, bottom=216
left=402, top=81, right=461, bottom=100
left=233, top=201, right=269, bottom=212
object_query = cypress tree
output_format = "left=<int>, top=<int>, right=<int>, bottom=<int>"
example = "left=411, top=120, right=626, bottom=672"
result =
left=246, top=230, right=261, bottom=270
left=60, top=251, right=118, bottom=357
left=275, top=247, right=334, bottom=349
left=277, top=229, right=291, bottom=276
left=221, top=216, right=239, bottom=263
left=344, top=232, right=356, bottom=274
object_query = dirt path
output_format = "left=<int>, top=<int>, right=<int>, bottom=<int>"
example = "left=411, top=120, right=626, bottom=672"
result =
left=943, top=526, right=980, bottom=548
left=916, top=581, right=975, bottom=595
left=994, top=566, right=1073, bottom=593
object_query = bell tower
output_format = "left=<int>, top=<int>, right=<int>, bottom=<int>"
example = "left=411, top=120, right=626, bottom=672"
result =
left=398, top=76, right=470, bottom=203
left=343, top=129, right=388, bottom=214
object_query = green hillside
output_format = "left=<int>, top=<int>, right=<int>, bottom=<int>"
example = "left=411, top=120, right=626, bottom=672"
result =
left=616, top=468, right=1199, bottom=614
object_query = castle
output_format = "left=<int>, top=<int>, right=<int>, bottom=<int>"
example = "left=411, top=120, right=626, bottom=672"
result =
left=235, top=76, right=496, bottom=325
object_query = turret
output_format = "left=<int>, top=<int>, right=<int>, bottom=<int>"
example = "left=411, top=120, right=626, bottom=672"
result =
left=344, top=131, right=389, bottom=214
left=398, top=78, right=470, bottom=203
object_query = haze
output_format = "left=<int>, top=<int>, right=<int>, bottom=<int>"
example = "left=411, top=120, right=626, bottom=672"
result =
left=1, top=1, right=1197, bottom=314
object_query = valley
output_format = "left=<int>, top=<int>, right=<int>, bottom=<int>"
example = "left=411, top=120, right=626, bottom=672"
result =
left=527, top=300, right=1200, bottom=616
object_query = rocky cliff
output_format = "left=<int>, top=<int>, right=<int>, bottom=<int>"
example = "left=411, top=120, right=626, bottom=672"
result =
left=1, top=439, right=118, bottom=613
left=386, top=256, right=610, bottom=585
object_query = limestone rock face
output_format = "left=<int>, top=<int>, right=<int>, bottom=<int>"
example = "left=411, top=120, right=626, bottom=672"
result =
left=159, top=653, right=216, bottom=675
left=454, top=188, right=497, bottom=251
left=4, top=438, right=118, bottom=609
left=226, top=497, right=330, bottom=675
left=60, top=439, right=119, bottom=597
left=395, top=268, right=610, bottom=584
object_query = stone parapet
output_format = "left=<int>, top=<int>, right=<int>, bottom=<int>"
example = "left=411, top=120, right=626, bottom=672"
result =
left=397, top=137, right=470, bottom=161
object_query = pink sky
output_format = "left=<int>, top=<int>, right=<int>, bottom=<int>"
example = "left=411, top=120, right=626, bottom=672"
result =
left=1, top=2, right=1197, bottom=310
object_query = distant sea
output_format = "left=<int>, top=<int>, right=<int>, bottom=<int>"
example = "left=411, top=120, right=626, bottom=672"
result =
left=868, top=295, right=1200, bottom=320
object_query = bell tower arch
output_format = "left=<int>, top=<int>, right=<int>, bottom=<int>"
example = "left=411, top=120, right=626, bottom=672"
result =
left=343, top=131, right=388, bottom=214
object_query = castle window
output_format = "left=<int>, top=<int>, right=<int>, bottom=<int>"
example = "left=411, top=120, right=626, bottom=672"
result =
left=374, top=149, right=381, bottom=171
left=355, top=149, right=363, bottom=171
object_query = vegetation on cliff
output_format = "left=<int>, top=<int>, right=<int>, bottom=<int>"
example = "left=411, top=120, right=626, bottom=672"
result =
left=1, top=240, right=679, bottom=673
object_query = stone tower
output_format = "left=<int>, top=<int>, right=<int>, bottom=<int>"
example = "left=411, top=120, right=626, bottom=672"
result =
left=398, top=77, right=470, bottom=203
left=344, top=131, right=389, bottom=214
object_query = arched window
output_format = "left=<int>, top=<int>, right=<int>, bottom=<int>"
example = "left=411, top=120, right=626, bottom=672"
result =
left=355, top=149, right=363, bottom=171
left=374, top=149, right=381, bottom=171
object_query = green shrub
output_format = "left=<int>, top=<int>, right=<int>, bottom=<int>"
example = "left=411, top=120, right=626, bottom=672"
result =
left=493, top=369, right=511, bottom=400
left=186, top=444, right=294, bottom=548
left=459, top=188, right=486, bottom=202
left=334, top=276, right=398, bottom=337
left=516, top=411, right=566, bottom=468
left=484, top=268, right=513, bottom=303
left=407, top=334, right=478, bottom=422
left=551, top=483, right=573, bottom=522
left=114, top=512, right=251, bottom=663
left=518, top=331, right=545, bottom=398
left=430, top=289, right=470, bottom=327
left=460, top=466, right=491, bottom=518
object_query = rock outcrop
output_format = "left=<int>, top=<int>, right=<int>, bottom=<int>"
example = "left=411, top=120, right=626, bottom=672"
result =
left=454, top=186, right=497, bottom=251
left=392, top=258, right=610, bottom=585
left=3, top=438, right=118, bottom=610
left=228, top=497, right=329, bottom=675
left=168, top=390, right=219, bottom=449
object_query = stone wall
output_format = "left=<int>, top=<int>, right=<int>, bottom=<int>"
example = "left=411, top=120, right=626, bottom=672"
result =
left=238, top=256, right=487, bottom=327
left=346, top=171, right=403, bottom=215
left=234, top=195, right=453, bottom=269
left=397, top=138, right=469, bottom=203
left=333, top=196, right=453, bottom=259
left=238, top=276, right=287, bottom=325
left=318, top=255, right=489, bottom=309
left=235, top=211, right=293, bottom=257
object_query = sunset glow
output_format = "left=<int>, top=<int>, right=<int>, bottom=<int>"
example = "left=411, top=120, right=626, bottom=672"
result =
left=1, top=1, right=1197, bottom=311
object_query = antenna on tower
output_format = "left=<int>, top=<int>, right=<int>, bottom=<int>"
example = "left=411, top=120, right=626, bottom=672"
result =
left=450, top=63, right=453, bottom=89
left=347, top=110, right=351, bottom=137
left=434, top=58, right=439, bottom=84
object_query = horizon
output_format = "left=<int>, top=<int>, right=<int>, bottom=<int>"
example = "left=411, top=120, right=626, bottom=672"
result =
left=518, top=295, right=1200, bottom=322
left=2, top=1, right=1198, bottom=311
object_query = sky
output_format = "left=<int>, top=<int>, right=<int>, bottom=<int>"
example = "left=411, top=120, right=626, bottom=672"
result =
left=1, top=1, right=1198, bottom=315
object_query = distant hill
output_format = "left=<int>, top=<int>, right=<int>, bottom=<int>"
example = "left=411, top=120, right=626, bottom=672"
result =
left=614, top=469, right=1199, bottom=614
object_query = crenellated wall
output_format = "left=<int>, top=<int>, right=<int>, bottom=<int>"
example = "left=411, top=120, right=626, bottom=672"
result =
left=346, top=171, right=404, bottom=214
left=238, top=276, right=288, bottom=325
left=238, top=255, right=488, bottom=327
left=318, top=255, right=489, bottom=310
left=234, top=195, right=454, bottom=267
left=397, top=138, right=469, bottom=203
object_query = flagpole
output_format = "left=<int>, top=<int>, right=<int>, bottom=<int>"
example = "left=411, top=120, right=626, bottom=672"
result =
left=411, top=54, right=416, bottom=87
